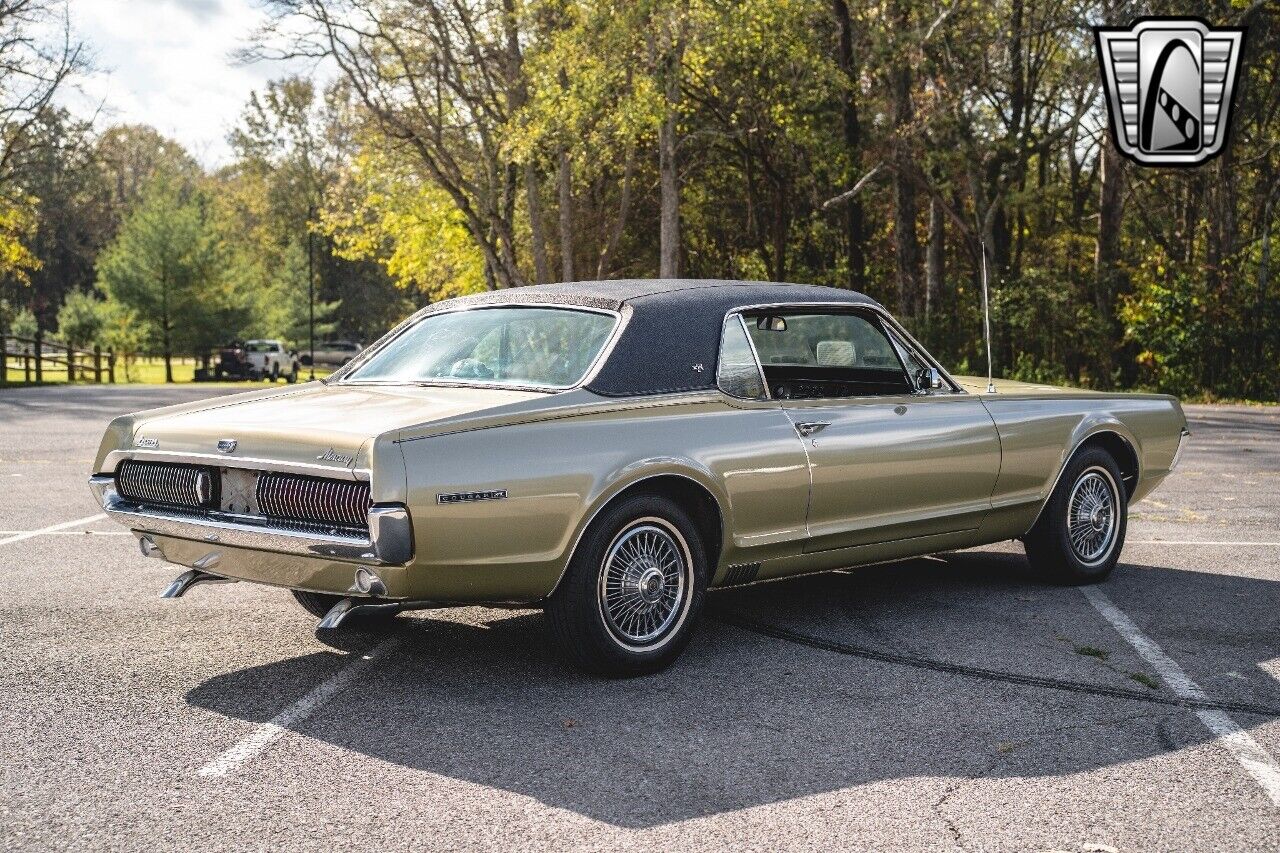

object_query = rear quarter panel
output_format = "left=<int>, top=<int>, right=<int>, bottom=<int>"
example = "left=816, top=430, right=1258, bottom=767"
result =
left=395, top=392, right=811, bottom=602
left=979, top=390, right=1186, bottom=540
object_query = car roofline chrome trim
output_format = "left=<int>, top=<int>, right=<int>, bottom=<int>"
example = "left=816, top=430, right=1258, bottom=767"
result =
left=327, top=302, right=629, bottom=392
left=720, top=302, right=965, bottom=399
left=99, top=449, right=370, bottom=481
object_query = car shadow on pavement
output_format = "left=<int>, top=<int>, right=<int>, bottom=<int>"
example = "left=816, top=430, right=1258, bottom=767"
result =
left=186, top=552, right=1280, bottom=828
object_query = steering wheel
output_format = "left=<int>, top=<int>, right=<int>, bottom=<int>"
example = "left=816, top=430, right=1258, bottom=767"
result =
left=449, top=358, right=494, bottom=379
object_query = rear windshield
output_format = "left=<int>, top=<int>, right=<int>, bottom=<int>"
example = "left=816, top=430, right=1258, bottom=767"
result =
left=345, top=307, right=617, bottom=390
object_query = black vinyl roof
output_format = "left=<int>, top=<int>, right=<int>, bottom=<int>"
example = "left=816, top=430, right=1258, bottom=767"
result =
left=414, top=279, right=882, bottom=397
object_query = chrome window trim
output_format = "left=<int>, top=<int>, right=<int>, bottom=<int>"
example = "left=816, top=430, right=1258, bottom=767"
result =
left=330, top=303, right=629, bottom=393
left=881, top=322, right=962, bottom=395
left=715, top=312, right=771, bottom=400
left=721, top=302, right=966, bottom=404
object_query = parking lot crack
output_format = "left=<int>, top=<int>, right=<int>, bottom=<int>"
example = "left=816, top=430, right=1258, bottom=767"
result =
left=932, top=754, right=1000, bottom=852
left=712, top=610, right=1280, bottom=718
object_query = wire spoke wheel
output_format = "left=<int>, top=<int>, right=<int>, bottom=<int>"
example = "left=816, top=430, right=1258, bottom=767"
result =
left=597, top=519, right=691, bottom=650
left=1067, top=468, right=1118, bottom=566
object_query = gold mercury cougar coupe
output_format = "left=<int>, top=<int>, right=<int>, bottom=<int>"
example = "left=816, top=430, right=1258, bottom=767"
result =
left=90, top=280, right=1190, bottom=675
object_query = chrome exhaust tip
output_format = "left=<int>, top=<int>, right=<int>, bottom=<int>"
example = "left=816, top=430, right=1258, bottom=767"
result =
left=138, top=535, right=164, bottom=559
left=350, top=567, right=387, bottom=597
left=316, top=597, right=453, bottom=630
left=317, top=597, right=403, bottom=629
left=161, top=568, right=236, bottom=599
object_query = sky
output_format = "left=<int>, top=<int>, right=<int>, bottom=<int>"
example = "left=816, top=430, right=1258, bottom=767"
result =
left=63, top=0, right=324, bottom=168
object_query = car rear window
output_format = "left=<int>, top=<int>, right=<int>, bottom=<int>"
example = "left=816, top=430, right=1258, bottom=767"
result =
left=345, top=307, right=617, bottom=390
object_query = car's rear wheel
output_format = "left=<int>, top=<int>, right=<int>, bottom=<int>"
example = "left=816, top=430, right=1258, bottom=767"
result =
left=546, top=494, right=706, bottom=677
left=287, top=363, right=299, bottom=383
left=1023, top=446, right=1127, bottom=585
left=291, top=590, right=398, bottom=624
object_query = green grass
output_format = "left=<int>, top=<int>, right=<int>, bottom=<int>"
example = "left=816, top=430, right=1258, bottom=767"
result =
left=4, top=355, right=331, bottom=386
left=1128, top=672, right=1160, bottom=690
left=1074, top=645, right=1110, bottom=661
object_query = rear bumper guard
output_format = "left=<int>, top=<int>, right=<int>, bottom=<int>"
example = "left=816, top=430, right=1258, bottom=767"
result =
left=88, top=474, right=413, bottom=566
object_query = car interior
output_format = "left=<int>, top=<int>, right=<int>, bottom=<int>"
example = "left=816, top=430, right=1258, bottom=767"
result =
left=743, top=310, right=924, bottom=399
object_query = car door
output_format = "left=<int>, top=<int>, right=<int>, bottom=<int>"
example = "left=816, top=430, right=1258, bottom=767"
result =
left=744, top=307, right=1001, bottom=553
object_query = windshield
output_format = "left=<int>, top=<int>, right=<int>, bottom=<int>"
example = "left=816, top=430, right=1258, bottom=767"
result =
left=345, top=306, right=617, bottom=389
left=245, top=342, right=275, bottom=352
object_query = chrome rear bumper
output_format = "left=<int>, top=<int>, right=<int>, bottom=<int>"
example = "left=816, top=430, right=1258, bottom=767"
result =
left=88, top=474, right=413, bottom=566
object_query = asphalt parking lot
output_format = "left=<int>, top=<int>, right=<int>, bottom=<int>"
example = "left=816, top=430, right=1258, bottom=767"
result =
left=1, top=385, right=1278, bottom=852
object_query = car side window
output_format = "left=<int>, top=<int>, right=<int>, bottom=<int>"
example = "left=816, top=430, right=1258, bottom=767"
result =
left=716, top=315, right=766, bottom=399
left=745, top=310, right=913, bottom=399
left=883, top=324, right=948, bottom=392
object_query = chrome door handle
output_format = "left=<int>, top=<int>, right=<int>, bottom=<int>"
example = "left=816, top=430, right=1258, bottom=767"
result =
left=795, top=421, right=830, bottom=437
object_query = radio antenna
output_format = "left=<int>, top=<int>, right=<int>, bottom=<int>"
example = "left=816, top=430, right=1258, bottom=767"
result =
left=981, top=240, right=995, bottom=394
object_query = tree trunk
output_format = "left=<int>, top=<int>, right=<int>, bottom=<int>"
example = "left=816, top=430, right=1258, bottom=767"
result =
left=1255, top=187, right=1274, bottom=382
left=889, top=2, right=921, bottom=318
left=597, top=145, right=635, bottom=278
left=655, top=15, right=685, bottom=280
left=162, top=327, right=173, bottom=384
left=525, top=164, right=550, bottom=284
left=831, top=0, right=867, bottom=290
left=1094, top=135, right=1127, bottom=386
left=558, top=146, right=574, bottom=282
left=658, top=111, right=680, bottom=278
left=926, top=195, right=945, bottom=320
left=892, top=177, right=921, bottom=320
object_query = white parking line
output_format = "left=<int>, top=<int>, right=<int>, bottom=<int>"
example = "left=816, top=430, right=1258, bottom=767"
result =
left=198, top=638, right=400, bottom=778
left=1126, top=540, right=1280, bottom=546
left=0, top=513, right=107, bottom=546
left=0, top=530, right=129, bottom=536
left=1082, top=586, right=1280, bottom=807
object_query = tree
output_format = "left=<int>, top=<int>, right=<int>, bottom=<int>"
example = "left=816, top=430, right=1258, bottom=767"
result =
left=320, top=143, right=487, bottom=304
left=256, top=0, right=538, bottom=289
left=0, top=1, right=87, bottom=190
left=96, top=178, right=237, bottom=381
left=0, top=1, right=87, bottom=305
left=222, top=76, right=400, bottom=345
left=17, top=108, right=109, bottom=333
left=55, top=288, right=107, bottom=351
left=94, top=125, right=201, bottom=233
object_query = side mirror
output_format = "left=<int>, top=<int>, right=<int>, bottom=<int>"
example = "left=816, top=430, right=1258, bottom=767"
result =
left=756, top=315, right=787, bottom=332
left=916, top=367, right=943, bottom=391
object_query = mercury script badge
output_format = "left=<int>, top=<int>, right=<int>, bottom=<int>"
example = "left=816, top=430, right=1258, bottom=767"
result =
left=134, top=437, right=159, bottom=449
left=217, top=438, right=237, bottom=453
left=1095, top=17, right=1246, bottom=167
left=317, top=448, right=354, bottom=465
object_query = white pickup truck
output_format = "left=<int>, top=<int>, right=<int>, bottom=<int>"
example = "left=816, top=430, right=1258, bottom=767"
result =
left=243, top=340, right=300, bottom=382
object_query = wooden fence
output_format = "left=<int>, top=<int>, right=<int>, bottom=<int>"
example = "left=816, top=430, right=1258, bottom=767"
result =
left=1, top=334, right=116, bottom=384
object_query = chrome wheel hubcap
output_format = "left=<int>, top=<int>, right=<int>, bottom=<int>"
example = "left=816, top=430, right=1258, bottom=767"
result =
left=1068, top=469, right=1118, bottom=565
left=598, top=521, right=689, bottom=648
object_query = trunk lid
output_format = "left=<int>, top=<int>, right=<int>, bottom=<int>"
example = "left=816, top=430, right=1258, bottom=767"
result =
left=134, top=382, right=547, bottom=470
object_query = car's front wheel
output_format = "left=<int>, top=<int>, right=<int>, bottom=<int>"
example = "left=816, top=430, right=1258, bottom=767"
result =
left=1023, top=446, right=1127, bottom=585
left=546, top=493, right=707, bottom=677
